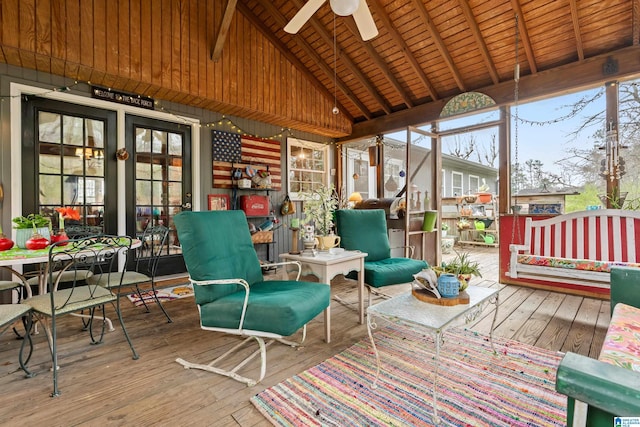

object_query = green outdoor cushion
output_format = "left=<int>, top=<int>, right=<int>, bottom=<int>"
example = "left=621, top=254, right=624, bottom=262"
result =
left=198, top=280, right=330, bottom=336
left=610, top=266, right=640, bottom=314
left=335, top=209, right=390, bottom=262
left=363, top=258, right=428, bottom=288
left=174, top=210, right=264, bottom=304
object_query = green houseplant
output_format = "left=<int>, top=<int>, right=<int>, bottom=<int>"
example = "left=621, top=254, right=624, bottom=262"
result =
left=432, top=250, right=481, bottom=291
left=12, top=213, right=51, bottom=249
left=302, top=184, right=340, bottom=249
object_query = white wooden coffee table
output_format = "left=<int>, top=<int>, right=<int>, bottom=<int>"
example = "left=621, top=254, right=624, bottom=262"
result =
left=367, top=285, right=501, bottom=424
left=279, top=250, right=367, bottom=343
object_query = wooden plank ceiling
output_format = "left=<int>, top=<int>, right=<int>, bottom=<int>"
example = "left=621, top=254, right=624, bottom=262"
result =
left=1, top=0, right=639, bottom=139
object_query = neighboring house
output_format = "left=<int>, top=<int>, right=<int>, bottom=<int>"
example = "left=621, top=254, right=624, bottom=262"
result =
left=343, top=140, right=498, bottom=200
left=442, top=154, right=498, bottom=198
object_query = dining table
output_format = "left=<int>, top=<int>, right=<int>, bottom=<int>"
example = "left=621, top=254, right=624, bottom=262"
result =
left=0, top=238, right=143, bottom=295
left=0, top=238, right=142, bottom=332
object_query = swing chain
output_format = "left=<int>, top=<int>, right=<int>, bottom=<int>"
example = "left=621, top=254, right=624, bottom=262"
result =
left=511, top=14, right=522, bottom=246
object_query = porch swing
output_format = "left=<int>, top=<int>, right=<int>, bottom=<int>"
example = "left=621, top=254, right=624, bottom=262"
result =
left=506, top=16, right=640, bottom=292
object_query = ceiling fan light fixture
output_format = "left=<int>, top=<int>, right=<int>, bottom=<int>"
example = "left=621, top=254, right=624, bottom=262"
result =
left=330, top=0, right=359, bottom=16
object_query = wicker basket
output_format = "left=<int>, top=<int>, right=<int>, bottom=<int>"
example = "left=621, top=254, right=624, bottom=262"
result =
left=251, top=230, right=273, bottom=243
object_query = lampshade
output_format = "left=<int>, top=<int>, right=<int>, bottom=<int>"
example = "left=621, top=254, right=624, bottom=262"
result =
left=330, top=0, right=359, bottom=16
left=348, top=192, right=363, bottom=202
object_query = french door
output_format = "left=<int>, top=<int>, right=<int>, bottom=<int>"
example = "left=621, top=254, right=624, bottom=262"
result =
left=22, top=97, right=117, bottom=234
left=124, top=115, right=192, bottom=275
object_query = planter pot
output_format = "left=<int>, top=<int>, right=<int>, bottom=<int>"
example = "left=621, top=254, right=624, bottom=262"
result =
left=315, top=235, right=341, bottom=250
left=437, top=273, right=460, bottom=298
left=476, top=193, right=492, bottom=204
left=15, top=227, right=50, bottom=249
left=421, top=210, right=438, bottom=232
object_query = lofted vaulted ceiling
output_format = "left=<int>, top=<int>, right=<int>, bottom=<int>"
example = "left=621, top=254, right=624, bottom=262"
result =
left=244, top=0, right=640, bottom=139
left=1, top=0, right=639, bottom=140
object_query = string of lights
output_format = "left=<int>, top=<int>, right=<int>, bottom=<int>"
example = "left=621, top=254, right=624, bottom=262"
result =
left=0, top=78, right=336, bottom=144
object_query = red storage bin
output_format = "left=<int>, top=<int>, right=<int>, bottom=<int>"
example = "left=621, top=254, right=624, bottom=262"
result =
left=240, top=195, right=270, bottom=216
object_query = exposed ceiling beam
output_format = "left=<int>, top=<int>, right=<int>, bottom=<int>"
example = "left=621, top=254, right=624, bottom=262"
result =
left=237, top=2, right=354, bottom=121
left=260, top=1, right=373, bottom=119
left=458, top=0, right=499, bottom=84
left=341, top=9, right=414, bottom=108
left=511, top=1, right=538, bottom=74
left=288, top=0, right=392, bottom=115
left=368, top=0, right=439, bottom=101
left=410, top=0, right=466, bottom=92
left=569, top=0, right=585, bottom=60
left=341, top=45, right=640, bottom=141
left=211, top=0, right=238, bottom=62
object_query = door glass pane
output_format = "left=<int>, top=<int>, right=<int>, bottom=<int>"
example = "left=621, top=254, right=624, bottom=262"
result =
left=40, top=175, right=61, bottom=205
left=63, top=116, right=84, bottom=146
left=168, top=133, right=181, bottom=155
left=167, top=182, right=182, bottom=205
left=38, top=112, right=61, bottom=143
left=136, top=127, right=152, bottom=152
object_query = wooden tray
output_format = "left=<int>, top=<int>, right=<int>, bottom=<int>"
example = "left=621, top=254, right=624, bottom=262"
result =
left=411, top=289, right=470, bottom=306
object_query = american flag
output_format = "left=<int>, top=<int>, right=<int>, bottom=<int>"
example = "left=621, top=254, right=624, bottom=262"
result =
left=212, top=130, right=282, bottom=189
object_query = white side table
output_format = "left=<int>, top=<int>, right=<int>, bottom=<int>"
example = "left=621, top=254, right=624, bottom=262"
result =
left=367, top=285, right=501, bottom=424
left=279, top=250, right=368, bottom=343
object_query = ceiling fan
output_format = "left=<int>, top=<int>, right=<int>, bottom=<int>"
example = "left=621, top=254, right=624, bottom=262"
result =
left=284, top=0, right=379, bottom=41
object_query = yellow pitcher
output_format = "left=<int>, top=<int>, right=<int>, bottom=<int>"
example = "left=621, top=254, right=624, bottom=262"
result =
left=315, top=235, right=341, bottom=251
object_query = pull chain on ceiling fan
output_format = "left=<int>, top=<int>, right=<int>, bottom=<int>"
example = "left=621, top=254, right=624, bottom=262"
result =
left=284, top=0, right=378, bottom=41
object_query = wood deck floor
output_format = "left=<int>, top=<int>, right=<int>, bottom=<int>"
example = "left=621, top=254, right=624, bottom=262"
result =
left=0, top=246, right=610, bottom=426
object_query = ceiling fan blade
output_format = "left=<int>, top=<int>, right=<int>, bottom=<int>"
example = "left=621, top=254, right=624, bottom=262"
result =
left=352, top=0, right=378, bottom=41
left=284, top=0, right=326, bottom=34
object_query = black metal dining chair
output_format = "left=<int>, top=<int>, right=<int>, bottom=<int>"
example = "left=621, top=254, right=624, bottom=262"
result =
left=0, top=277, right=34, bottom=376
left=24, top=235, right=139, bottom=396
left=87, top=225, right=172, bottom=322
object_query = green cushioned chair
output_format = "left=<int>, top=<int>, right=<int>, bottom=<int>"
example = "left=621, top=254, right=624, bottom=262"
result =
left=555, top=266, right=640, bottom=426
left=173, top=210, right=330, bottom=386
left=335, top=209, right=428, bottom=303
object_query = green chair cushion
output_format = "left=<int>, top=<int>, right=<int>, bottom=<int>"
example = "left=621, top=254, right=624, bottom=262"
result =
left=361, top=258, right=428, bottom=288
left=198, top=280, right=330, bottom=336
left=335, top=209, right=390, bottom=262
left=174, top=211, right=264, bottom=304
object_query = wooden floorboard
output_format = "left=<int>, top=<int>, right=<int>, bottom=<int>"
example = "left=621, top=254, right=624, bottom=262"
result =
left=0, top=246, right=610, bottom=425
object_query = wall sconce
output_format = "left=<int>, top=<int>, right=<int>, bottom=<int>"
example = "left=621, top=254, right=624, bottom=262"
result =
left=115, top=148, right=130, bottom=161
left=368, top=146, right=378, bottom=166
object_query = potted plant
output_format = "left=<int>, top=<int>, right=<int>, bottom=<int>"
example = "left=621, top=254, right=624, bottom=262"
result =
left=432, top=250, right=481, bottom=291
left=301, top=184, right=340, bottom=250
left=441, top=222, right=449, bottom=237
left=12, top=213, right=51, bottom=249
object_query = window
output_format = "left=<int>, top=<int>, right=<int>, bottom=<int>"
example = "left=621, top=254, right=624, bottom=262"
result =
left=451, top=171, right=463, bottom=196
left=468, top=175, right=480, bottom=194
left=287, top=138, right=329, bottom=200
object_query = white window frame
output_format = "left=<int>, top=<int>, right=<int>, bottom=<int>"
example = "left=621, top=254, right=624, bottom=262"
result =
left=468, top=175, right=480, bottom=194
left=287, top=137, right=330, bottom=200
left=441, top=169, right=446, bottom=197
left=451, top=171, right=463, bottom=196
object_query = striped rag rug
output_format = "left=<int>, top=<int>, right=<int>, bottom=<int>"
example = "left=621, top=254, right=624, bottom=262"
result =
left=251, top=324, right=566, bottom=426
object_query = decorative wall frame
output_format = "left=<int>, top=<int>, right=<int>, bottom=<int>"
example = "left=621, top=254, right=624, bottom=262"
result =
left=208, top=194, right=230, bottom=211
